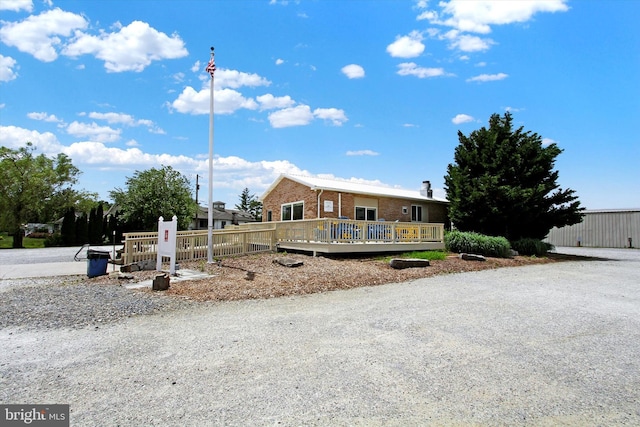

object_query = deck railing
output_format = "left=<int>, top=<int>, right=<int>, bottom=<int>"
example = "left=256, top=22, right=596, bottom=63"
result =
left=121, top=227, right=276, bottom=265
left=121, top=219, right=443, bottom=264
left=273, top=219, right=443, bottom=244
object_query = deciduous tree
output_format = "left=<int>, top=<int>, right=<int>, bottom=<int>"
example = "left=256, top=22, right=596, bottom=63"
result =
left=109, top=165, right=196, bottom=231
left=0, top=143, right=82, bottom=248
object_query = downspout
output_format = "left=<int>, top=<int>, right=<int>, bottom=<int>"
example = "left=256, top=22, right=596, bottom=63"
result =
left=316, top=189, right=323, bottom=218
left=339, top=193, right=342, bottom=217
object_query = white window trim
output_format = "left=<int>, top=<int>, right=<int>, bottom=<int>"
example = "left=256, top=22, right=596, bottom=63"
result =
left=355, top=206, right=377, bottom=221
left=281, top=201, right=304, bottom=221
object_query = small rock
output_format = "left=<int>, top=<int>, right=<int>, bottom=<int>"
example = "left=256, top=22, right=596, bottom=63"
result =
left=389, top=258, right=430, bottom=269
left=152, top=273, right=170, bottom=291
left=460, top=253, right=486, bottom=261
left=273, top=257, right=304, bottom=268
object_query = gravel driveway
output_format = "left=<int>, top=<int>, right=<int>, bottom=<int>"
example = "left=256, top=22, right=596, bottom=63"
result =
left=1, top=248, right=639, bottom=426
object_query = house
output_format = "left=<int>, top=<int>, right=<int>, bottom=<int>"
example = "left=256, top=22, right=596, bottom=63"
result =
left=191, top=201, right=258, bottom=230
left=260, top=174, right=448, bottom=224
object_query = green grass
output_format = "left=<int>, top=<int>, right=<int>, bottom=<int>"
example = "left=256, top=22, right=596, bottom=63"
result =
left=0, top=232, right=46, bottom=249
left=379, top=250, right=447, bottom=262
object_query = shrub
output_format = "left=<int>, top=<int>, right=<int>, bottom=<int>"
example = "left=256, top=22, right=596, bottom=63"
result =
left=44, top=233, right=65, bottom=247
left=511, top=238, right=554, bottom=257
left=445, top=230, right=511, bottom=258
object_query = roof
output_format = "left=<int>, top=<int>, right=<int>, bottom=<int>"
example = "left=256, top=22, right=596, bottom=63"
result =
left=261, top=174, right=448, bottom=203
left=195, top=205, right=257, bottom=222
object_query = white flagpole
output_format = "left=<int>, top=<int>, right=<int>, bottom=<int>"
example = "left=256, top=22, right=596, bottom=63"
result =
left=207, top=47, right=215, bottom=263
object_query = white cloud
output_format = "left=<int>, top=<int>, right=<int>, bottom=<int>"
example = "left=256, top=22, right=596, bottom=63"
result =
left=466, top=72, right=508, bottom=82
left=451, top=114, right=475, bottom=124
left=66, top=121, right=121, bottom=143
left=62, top=20, right=188, bottom=72
left=214, top=68, right=271, bottom=90
left=313, top=108, right=348, bottom=126
left=87, top=111, right=158, bottom=129
left=542, top=137, right=556, bottom=146
left=449, top=33, right=494, bottom=52
left=0, top=125, right=63, bottom=153
left=275, top=58, right=284, bottom=65
left=27, top=112, right=62, bottom=122
left=396, top=62, right=448, bottom=78
left=341, top=64, right=365, bottom=79
left=386, top=30, right=425, bottom=58
left=422, top=0, right=569, bottom=34
left=170, top=86, right=258, bottom=115
left=346, top=150, right=379, bottom=156
left=0, top=0, right=33, bottom=12
left=256, top=94, right=295, bottom=111
left=268, top=105, right=314, bottom=128
left=0, top=54, right=18, bottom=82
left=190, top=60, right=201, bottom=73
left=0, top=8, right=88, bottom=62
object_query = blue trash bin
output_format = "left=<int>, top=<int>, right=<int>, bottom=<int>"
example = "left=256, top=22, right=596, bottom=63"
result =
left=87, top=249, right=110, bottom=278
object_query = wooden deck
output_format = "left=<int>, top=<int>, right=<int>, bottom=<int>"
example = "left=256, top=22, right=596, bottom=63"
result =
left=121, top=219, right=445, bottom=262
left=272, top=219, right=445, bottom=255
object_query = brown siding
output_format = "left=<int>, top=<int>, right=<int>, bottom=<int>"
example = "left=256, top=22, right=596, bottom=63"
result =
left=262, top=178, right=318, bottom=221
left=263, top=177, right=448, bottom=223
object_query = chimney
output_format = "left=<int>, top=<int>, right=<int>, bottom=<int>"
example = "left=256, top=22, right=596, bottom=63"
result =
left=420, top=180, right=433, bottom=198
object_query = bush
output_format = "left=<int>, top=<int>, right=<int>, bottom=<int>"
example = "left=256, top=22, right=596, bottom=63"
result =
left=445, top=230, right=511, bottom=258
left=44, top=233, right=65, bottom=247
left=511, top=238, right=554, bottom=257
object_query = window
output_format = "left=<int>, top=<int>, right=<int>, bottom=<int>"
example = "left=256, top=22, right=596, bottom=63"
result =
left=412, top=205, right=423, bottom=222
left=267, top=210, right=272, bottom=222
left=281, top=202, right=304, bottom=221
left=355, top=207, right=376, bottom=221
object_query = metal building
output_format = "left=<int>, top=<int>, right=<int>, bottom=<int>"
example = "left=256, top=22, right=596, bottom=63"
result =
left=545, top=209, right=640, bottom=248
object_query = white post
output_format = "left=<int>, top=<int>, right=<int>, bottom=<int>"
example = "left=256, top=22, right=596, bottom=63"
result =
left=207, top=47, right=216, bottom=263
left=157, top=216, right=177, bottom=275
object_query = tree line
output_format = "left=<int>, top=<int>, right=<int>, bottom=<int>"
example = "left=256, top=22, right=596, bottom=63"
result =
left=2, top=112, right=583, bottom=249
left=0, top=143, right=262, bottom=248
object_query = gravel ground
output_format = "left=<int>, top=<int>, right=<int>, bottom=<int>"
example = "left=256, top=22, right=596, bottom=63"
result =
left=0, top=276, right=192, bottom=330
left=1, top=248, right=639, bottom=426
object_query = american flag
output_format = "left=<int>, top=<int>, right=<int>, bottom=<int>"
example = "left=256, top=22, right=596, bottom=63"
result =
left=206, top=57, right=216, bottom=77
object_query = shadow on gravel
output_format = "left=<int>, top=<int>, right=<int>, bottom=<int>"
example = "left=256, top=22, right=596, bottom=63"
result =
left=548, top=252, right=618, bottom=262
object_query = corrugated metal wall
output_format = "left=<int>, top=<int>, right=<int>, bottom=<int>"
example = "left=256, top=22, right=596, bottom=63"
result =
left=545, top=209, right=640, bottom=248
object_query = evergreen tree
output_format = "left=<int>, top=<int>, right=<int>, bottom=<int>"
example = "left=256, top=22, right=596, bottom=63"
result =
left=96, top=203, right=104, bottom=243
left=75, top=212, right=89, bottom=245
left=235, top=187, right=263, bottom=221
left=444, top=112, right=584, bottom=241
left=61, top=208, right=76, bottom=246
left=88, top=207, right=98, bottom=244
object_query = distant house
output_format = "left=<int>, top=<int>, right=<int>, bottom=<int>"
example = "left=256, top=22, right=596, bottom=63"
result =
left=191, top=201, right=258, bottom=230
left=260, top=174, right=448, bottom=224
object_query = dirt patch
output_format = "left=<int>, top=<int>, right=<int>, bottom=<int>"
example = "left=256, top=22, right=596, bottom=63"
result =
left=86, top=252, right=564, bottom=302
left=148, top=252, right=558, bottom=302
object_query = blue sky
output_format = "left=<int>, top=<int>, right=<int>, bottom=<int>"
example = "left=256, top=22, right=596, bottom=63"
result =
left=1, top=0, right=638, bottom=210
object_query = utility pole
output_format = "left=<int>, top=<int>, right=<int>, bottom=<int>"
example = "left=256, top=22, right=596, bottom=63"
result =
left=195, top=174, right=200, bottom=205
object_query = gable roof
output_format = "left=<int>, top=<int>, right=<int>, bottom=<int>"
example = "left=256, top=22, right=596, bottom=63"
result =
left=261, top=174, right=448, bottom=203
